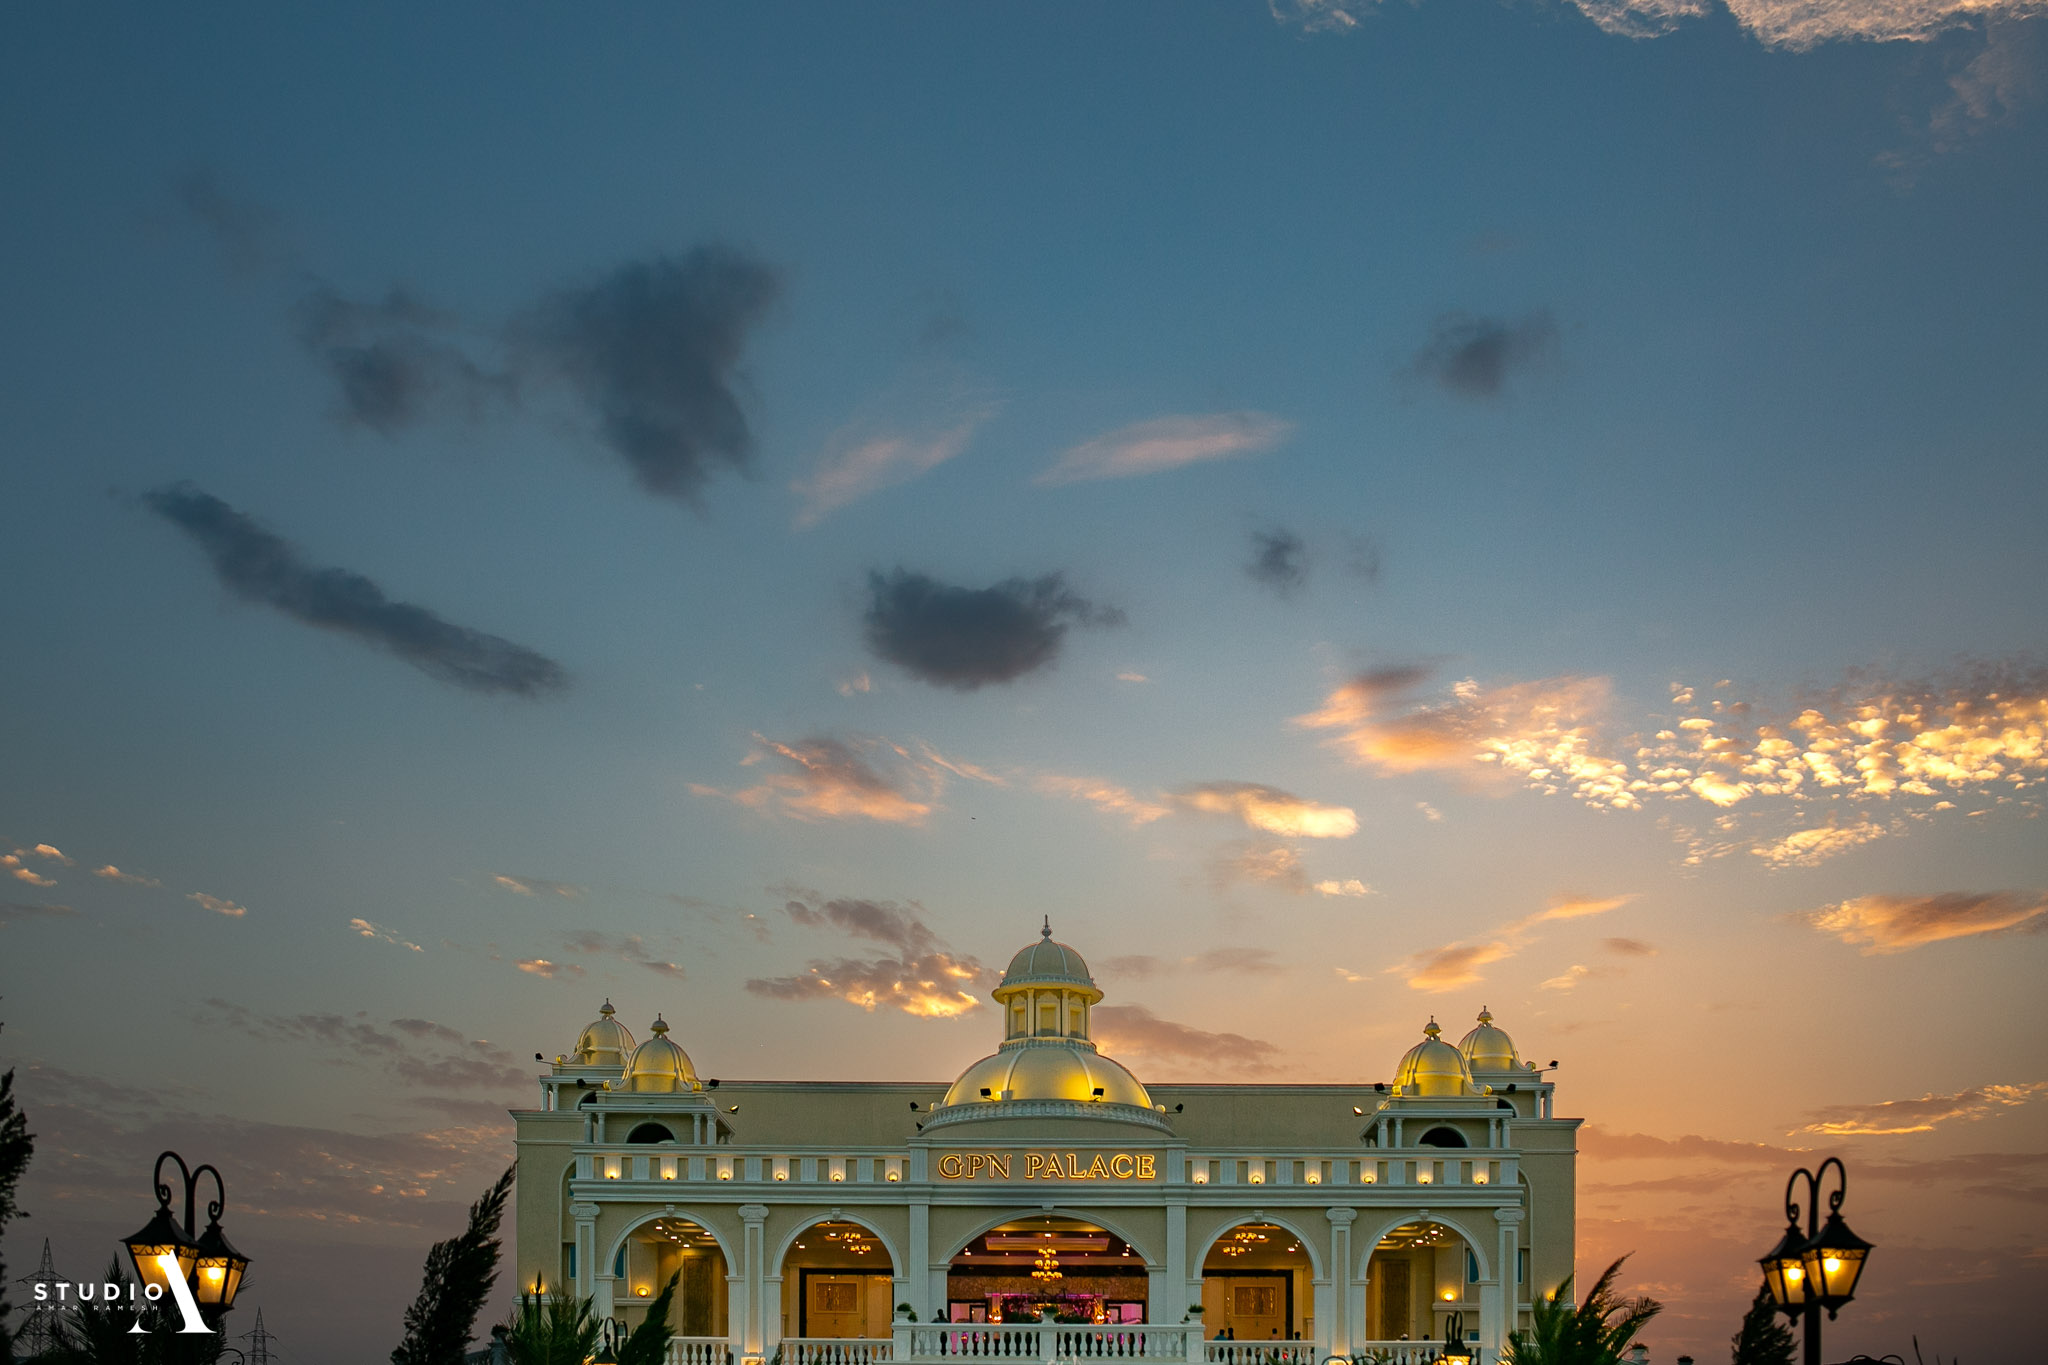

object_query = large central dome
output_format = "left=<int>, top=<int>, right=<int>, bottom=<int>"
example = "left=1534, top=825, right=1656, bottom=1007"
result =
left=927, top=922, right=1165, bottom=1133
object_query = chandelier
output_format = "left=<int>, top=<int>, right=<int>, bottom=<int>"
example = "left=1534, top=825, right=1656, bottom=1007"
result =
left=1032, top=1248, right=1062, bottom=1283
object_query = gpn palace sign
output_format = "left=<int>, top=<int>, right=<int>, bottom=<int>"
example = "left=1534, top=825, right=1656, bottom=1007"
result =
left=935, top=1151, right=1160, bottom=1181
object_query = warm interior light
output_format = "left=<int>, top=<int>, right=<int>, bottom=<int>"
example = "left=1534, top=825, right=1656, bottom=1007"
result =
left=638, top=1286, right=650, bottom=1297
left=1442, top=1290, right=1457, bottom=1301
left=1785, top=1266, right=1803, bottom=1283
left=1823, top=1257, right=1841, bottom=1273
left=205, top=1267, right=224, bottom=1281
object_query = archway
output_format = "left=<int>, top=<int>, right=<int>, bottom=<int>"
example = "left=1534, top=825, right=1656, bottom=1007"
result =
left=1362, top=1220, right=1483, bottom=1347
left=612, top=1215, right=729, bottom=1337
left=1199, top=1222, right=1314, bottom=1347
left=780, top=1219, right=897, bottom=1342
left=946, top=1215, right=1147, bottom=1325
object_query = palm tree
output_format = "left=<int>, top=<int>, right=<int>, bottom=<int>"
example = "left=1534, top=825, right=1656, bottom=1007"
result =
left=1503, top=1255, right=1662, bottom=1365
left=501, top=1286, right=601, bottom=1365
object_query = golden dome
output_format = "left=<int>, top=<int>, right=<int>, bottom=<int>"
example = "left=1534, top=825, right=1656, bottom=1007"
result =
left=1393, top=1018, right=1480, bottom=1097
left=1458, top=1006, right=1522, bottom=1072
left=998, top=919, right=1098, bottom=998
left=572, top=1000, right=636, bottom=1067
left=622, top=1016, right=700, bottom=1093
left=942, top=1041, right=1153, bottom=1109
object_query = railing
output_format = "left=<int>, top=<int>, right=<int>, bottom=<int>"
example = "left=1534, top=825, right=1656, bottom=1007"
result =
left=1056, top=1326, right=1193, bottom=1358
left=1201, top=1344, right=1318, bottom=1365
left=781, top=1339, right=894, bottom=1365
left=1332, top=1346, right=1484, bottom=1365
left=895, top=1323, right=1197, bottom=1363
left=666, top=1336, right=734, bottom=1365
left=903, top=1324, right=1046, bottom=1358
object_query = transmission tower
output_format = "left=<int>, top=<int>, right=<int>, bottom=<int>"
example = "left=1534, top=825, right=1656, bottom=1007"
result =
left=11, top=1238, right=64, bottom=1359
left=240, top=1306, right=279, bottom=1365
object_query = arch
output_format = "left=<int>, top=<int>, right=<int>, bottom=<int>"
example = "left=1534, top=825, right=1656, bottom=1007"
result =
left=1352, top=1212, right=1492, bottom=1283
left=626, top=1122, right=675, bottom=1144
left=1190, top=1212, right=1326, bottom=1280
left=770, top=1210, right=906, bottom=1274
left=1417, top=1126, right=1467, bottom=1148
left=939, top=1205, right=1160, bottom=1268
left=600, top=1206, right=739, bottom=1274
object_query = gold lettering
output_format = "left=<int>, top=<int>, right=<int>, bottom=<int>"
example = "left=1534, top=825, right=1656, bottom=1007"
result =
left=1025, top=1153, right=1045, bottom=1178
left=1042, top=1152, right=1063, bottom=1179
left=967, top=1153, right=985, bottom=1178
left=937, top=1154, right=963, bottom=1178
left=1064, top=1153, right=1081, bottom=1178
left=1086, top=1153, right=1110, bottom=1179
left=990, top=1153, right=1011, bottom=1179
left=1136, top=1154, right=1156, bottom=1179
left=1111, top=1153, right=1135, bottom=1178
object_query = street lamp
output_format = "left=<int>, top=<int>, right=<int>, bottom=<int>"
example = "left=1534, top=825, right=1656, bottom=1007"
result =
left=123, top=1150, right=251, bottom=1323
left=1758, top=1157, right=1873, bottom=1365
left=1437, top=1311, right=1473, bottom=1365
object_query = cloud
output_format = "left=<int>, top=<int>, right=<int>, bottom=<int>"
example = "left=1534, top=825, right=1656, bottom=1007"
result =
left=837, top=671, right=872, bottom=697
left=295, top=284, right=512, bottom=433
left=1603, top=936, right=1658, bottom=956
left=746, top=893, right=987, bottom=1017
left=1272, top=0, right=2048, bottom=50
left=1034, top=775, right=1174, bottom=825
left=491, top=874, right=585, bottom=899
left=351, top=917, right=425, bottom=952
left=692, top=733, right=949, bottom=825
left=1406, top=891, right=1634, bottom=991
left=1540, top=964, right=1597, bottom=991
left=0, top=898, right=77, bottom=924
left=1100, top=948, right=1285, bottom=978
left=1752, top=820, right=1888, bottom=867
left=514, top=958, right=583, bottom=981
left=1172, top=781, right=1359, bottom=838
left=2, top=855, right=55, bottom=887
left=1408, top=311, right=1558, bottom=400
left=94, top=864, right=162, bottom=887
left=188, top=891, right=247, bottom=918
left=1314, top=878, right=1374, bottom=897
left=559, top=930, right=687, bottom=979
left=1213, top=843, right=1313, bottom=893
left=146, top=484, right=570, bottom=698
left=794, top=402, right=998, bottom=527
left=174, top=167, right=287, bottom=274
left=525, top=247, right=781, bottom=502
left=200, top=999, right=529, bottom=1091
left=21, top=843, right=72, bottom=865
left=863, top=568, right=1122, bottom=690
left=1246, top=528, right=1308, bottom=596
left=1116, top=671, right=1150, bottom=684
left=1037, top=411, right=1293, bottom=486
left=1794, top=1082, right=2048, bottom=1136
left=1805, top=890, right=2048, bottom=952
left=1879, top=18, right=2045, bottom=183
left=1090, top=1004, right=1280, bottom=1074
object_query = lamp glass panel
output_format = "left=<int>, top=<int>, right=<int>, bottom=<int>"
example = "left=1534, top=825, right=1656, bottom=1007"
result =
left=1804, top=1242, right=1868, bottom=1306
left=124, top=1207, right=199, bottom=1297
left=1758, top=1225, right=1810, bottom=1311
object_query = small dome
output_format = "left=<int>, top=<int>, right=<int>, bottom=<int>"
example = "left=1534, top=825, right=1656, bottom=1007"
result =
left=942, top=1042, right=1153, bottom=1109
left=572, top=1000, right=635, bottom=1067
left=1459, top=1006, right=1521, bottom=1071
left=622, top=1016, right=699, bottom=1093
left=1000, top=918, right=1095, bottom=991
left=1394, top=1018, right=1479, bottom=1097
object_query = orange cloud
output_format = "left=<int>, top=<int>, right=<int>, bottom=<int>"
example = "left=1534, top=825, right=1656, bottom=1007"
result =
left=94, top=864, right=162, bottom=887
left=1090, top=1004, right=1279, bottom=1074
left=1173, top=781, right=1359, bottom=838
left=694, top=733, right=946, bottom=825
left=188, top=892, right=246, bottom=918
left=1806, top=890, right=2048, bottom=953
left=1795, top=1082, right=2048, bottom=1136
left=514, top=958, right=583, bottom=980
left=491, top=874, right=584, bottom=898
left=1033, top=774, right=1173, bottom=825
left=1408, top=892, right=1635, bottom=991
left=746, top=951, right=982, bottom=1017
left=1037, top=411, right=1292, bottom=485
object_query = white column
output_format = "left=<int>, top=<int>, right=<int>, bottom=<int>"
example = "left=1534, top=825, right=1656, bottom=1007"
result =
left=1159, top=1200, right=1187, bottom=1325
left=1490, top=1207, right=1523, bottom=1359
left=909, top=1200, right=932, bottom=1322
left=1325, top=1208, right=1356, bottom=1354
left=762, top=1275, right=785, bottom=1351
left=572, top=1202, right=599, bottom=1298
left=740, top=1203, right=770, bottom=1357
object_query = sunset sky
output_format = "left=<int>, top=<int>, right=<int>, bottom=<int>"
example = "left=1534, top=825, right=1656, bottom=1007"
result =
left=2, top=4, right=2045, bottom=1362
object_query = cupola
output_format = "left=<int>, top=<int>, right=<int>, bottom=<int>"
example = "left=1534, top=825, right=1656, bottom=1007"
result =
left=571, top=1000, right=635, bottom=1068
left=622, top=1016, right=700, bottom=1093
left=1458, top=1006, right=1524, bottom=1072
left=1393, top=1017, right=1481, bottom=1097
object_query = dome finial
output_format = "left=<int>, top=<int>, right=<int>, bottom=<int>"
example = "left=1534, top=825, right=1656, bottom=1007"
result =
left=1423, top=1016, right=1441, bottom=1039
left=1477, top=1005, right=1493, bottom=1025
left=600, top=999, right=615, bottom=1017
left=1042, top=915, right=1052, bottom=939
left=650, top=1015, right=669, bottom=1035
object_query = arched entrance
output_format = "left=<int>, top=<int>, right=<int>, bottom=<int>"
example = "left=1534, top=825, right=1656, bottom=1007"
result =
left=1364, top=1220, right=1480, bottom=1345
left=1200, top=1222, right=1313, bottom=1344
left=946, top=1216, right=1147, bottom=1324
left=780, top=1219, right=896, bottom=1341
left=616, top=1216, right=728, bottom=1336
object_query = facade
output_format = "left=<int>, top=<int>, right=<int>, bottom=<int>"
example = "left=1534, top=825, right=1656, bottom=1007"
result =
left=511, top=927, right=1579, bottom=1365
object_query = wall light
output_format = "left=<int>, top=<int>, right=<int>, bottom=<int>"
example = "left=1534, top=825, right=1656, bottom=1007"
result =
left=887, top=1170, right=901, bottom=1182
left=719, top=1168, right=733, bottom=1181
left=1248, top=1172, right=1264, bottom=1184
left=832, top=1171, right=844, bottom=1181
left=1193, top=1171, right=1209, bottom=1184
left=774, top=1169, right=788, bottom=1181
left=1306, top=1172, right=1321, bottom=1185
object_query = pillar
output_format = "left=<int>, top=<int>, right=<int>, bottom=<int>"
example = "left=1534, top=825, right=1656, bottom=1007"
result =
left=908, top=1200, right=932, bottom=1322
left=1159, top=1200, right=1187, bottom=1326
left=1489, top=1207, right=1524, bottom=1359
left=740, top=1204, right=770, bottom=1357
left=571, top=1202, right=598, bottom=1298
left=1325, top=1208, right=1356, bottom=1354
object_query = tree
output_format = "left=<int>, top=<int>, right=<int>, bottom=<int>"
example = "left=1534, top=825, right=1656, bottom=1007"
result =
left=501, top=1287, right=600, bottom=1365
left=2, top=1012, right=38, bottom=1364
left=391, top=1166, right=516, bottom=1365
left=616, top=1271, right=681, bottom=1365
left=1730, top=1286, right=1795, bottom=1365
left=1503, top=1255, right=1664, bottom=1365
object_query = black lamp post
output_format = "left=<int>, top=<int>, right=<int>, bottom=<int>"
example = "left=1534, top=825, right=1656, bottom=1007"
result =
left=122, top=1150, right=252, bottom=1325
left=1437, top=1311, right=1473, bottom=1365
left=1758, top=1157, right=1874, bottom=1365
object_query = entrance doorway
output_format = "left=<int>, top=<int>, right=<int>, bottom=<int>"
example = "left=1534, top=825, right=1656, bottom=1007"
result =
left=1200, top=1223, right=1312, bottom=1342
left=1365, top=1221, right=1476, bottom=1344
left=947, top=1217, right=1146, bottom=1324
left=620, top=1216, right=727, bottom=1336
left=783, top=1221, right=895, bottom=1339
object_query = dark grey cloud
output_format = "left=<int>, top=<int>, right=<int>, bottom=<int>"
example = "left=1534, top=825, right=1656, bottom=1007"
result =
left=199, top=999, right=528, bottom=1092
left=146, top=483, right=569, bottom=698
left=1090, top=1004, right=1279, bottom=1072
left=783, top=896, right=938, bottom=956
left=746, top=892, right=987, bottom=1017
left=1245, top=528, right=1308, bottom=595
left=295, top=285, right=512, bottom=433
left=1409, top=310, right=1558, bottom=399
left=0, top=898, right=77, bottom=924
left=559, top=930, right=687, bottom=979
left=863, top=569, right=1122, bottom=690
left=174, top=168, right=287, bottom=274
left=524, top=247, right=781, bottom=501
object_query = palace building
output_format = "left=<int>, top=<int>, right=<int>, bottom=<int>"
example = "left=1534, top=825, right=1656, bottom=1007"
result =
left=511, top=925, right=1579, bottom=1365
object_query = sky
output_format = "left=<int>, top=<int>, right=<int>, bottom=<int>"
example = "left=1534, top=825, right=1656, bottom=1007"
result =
left=1, top=3, right=2045, bottom=1362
